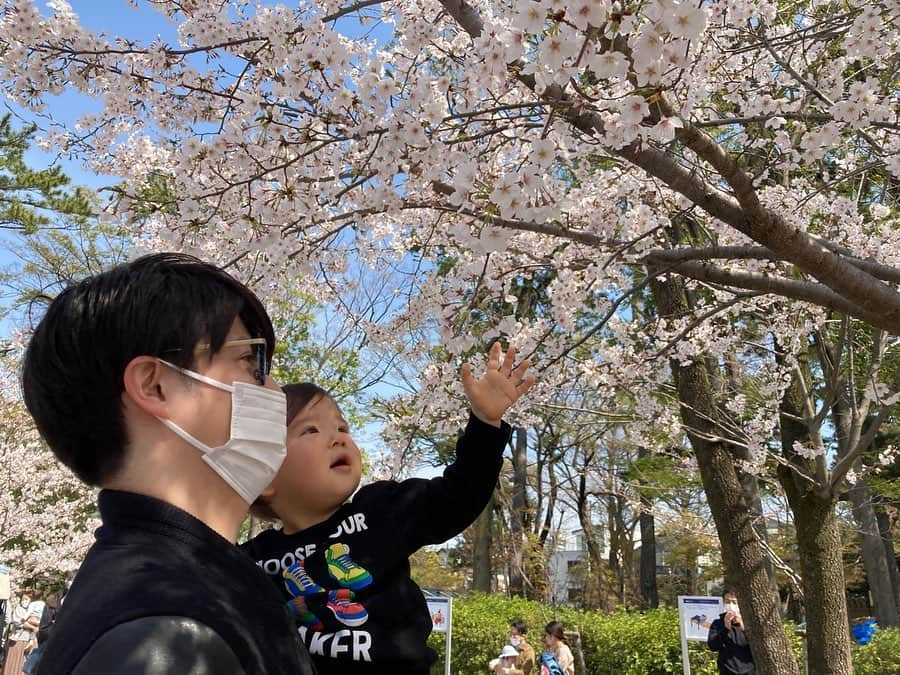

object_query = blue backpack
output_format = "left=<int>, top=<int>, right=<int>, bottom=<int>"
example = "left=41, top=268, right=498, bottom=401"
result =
left=539, top=651, right=565, bottom=675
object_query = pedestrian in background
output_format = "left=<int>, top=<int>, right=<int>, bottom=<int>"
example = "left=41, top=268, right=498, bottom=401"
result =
left=708, top=589, right=756, bottom=675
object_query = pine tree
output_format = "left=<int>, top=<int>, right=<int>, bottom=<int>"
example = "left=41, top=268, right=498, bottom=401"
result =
left=0, top=114, right=93, bottom=234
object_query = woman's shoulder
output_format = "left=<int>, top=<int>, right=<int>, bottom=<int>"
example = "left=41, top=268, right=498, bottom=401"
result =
left=556, top=643, right=575, bottom=665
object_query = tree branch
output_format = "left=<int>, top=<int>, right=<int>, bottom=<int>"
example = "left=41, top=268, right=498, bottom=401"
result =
left=438, top=0, right=900, bottom=333
left=647, top=260, right=885, bottom=326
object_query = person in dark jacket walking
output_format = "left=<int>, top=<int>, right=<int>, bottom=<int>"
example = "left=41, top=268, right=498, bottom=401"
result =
left=707, top=590, right=756, bottom=675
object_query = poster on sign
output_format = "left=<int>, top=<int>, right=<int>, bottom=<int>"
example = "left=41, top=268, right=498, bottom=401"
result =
left=677, top=596, right=724, bottom=675
left=424, top=596, right=452, bottom=675
left=426, top=597, right=450, bottom=633
left=679, top=596, right=723, bottom=641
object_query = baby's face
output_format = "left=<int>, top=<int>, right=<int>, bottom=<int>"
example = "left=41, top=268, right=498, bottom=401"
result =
left=273, top=396, right=362, bottom=517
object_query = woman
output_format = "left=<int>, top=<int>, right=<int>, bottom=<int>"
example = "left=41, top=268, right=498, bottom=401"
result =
left=543, top=621, right=575, bottom=675
left=3, top=590, right=43, bottom=675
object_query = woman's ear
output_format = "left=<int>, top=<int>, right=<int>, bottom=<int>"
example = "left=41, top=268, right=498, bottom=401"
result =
left=122, top=356, right=169, bottom=419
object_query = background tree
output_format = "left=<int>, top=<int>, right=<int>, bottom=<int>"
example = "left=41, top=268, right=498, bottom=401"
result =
left=2, top=3, right=899, bottom=674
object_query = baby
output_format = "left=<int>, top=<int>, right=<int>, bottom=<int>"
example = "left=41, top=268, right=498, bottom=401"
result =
left=241, top=342, right=533, bottom=674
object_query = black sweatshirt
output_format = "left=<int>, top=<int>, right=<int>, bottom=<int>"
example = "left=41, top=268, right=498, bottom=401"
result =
left=36, top=490, right=316, bottom=675
left=241, top=413, right=511, bottom=675
left=707, top=613, right=756, bottom=675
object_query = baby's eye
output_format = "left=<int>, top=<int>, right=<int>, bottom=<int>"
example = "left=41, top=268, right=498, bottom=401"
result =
left=303, top=426, right=319, bottom=434
left=338, top=425, right=349, bottom=434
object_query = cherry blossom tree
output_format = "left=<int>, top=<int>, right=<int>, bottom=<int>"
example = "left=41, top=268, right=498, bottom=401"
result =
left=0, top=346, right=97, bottom=586
left=0, top=1, right=897, bottom=673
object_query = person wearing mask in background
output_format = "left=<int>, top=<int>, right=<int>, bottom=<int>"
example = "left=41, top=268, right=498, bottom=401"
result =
left=707, top=590, right=756, bottom=675
left=21, top=253, right=315, bottom=675
left=494, top=619, right=534, bottom=675
left=3, top=590, right=43, bottom=675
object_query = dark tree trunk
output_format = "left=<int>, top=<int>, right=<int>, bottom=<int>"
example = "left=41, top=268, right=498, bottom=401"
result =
left=508, top=426, right=528, bottom=596
left=652, top=275, right=800, bottom=675
left=472, top=492, right=494, bottom=593
left=725, top=353, right=781, bottom=611
left=848, top=476, right=899, bottom=626
left=876, top=508, right=900, bottom=613
left=831, top=388, right=899, bottom=627
left=637, top=446, right=659, bottom=609
left=576, top=450, right=610, bottom=610
left=537, top=457, right=558, bottom=548
left=781, top=482, right=851, bottom=675
left=639, top=499, right=659, bottom=608
left=777, top=361, right=852, bottom=675
left=738, top=467, right=781, bottom=613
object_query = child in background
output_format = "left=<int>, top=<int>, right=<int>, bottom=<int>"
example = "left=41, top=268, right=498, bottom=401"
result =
left=241, top=342, right=534, bottom=674
left=489, top=644, right=520, bottom=674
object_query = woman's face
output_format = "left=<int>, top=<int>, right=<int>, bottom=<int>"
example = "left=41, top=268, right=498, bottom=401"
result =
left=544, top=632, right=556, bottom=648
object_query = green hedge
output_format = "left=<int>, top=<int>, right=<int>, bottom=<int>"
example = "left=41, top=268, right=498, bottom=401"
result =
left=852, top=627, right=900, bottom=675
left=427, top=594, right=806, bottom=675
left=426, top=594, right=900, bottom=674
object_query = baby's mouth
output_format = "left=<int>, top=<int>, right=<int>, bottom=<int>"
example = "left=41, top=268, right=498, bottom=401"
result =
left=330, top=454, right=351, bottom=470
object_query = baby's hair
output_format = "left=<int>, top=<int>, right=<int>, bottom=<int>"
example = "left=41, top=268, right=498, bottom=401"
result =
left=283, top=382, right=332, bottom=424
left=249, top=382, right=333, bottom=521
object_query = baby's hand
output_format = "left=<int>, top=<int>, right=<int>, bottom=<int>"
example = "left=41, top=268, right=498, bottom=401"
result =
left=461, top=342, right=535, bottom=427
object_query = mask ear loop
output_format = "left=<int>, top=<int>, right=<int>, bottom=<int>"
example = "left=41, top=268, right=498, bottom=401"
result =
left=157, top=418, right=217, bottom=454
left=158, top=359, right=235, bottom=393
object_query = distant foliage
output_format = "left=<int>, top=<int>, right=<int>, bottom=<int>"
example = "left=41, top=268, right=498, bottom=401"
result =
left=424, top=594, right=807, bottom=675
left=852, top=627, right=900, bottom=675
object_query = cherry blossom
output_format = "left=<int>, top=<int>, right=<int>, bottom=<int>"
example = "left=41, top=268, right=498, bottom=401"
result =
left=0, top=0, right=897, bottom=606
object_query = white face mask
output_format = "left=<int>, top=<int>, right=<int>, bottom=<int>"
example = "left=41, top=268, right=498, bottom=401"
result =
left=157, top=360, right=287, bottom=504
left=724, top=602, right=740, bottom=614
left=510, top=635, right=522, bottom=648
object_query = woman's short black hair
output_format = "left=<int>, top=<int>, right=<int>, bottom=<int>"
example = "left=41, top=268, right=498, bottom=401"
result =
left=21, top=252, right=275, bottom=485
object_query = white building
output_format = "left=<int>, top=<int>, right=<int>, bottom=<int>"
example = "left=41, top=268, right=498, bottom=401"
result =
left=546, top=528, right=610, bottom=605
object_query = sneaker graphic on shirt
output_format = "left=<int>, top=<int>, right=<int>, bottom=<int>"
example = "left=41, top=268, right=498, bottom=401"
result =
left=283, top=560, right=325, bottom=598
left=326, top=588, right=368, bottom=627
left=287, top=596, right=325, bottom=631
left=325, top=543, right=373, bottom=591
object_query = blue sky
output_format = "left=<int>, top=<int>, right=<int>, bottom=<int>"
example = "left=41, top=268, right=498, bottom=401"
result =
left=0, top=3, right=181, bottom=281
left=0, top=2, right=424, bottom=474
left=16, top=1, right=181, bottom=184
